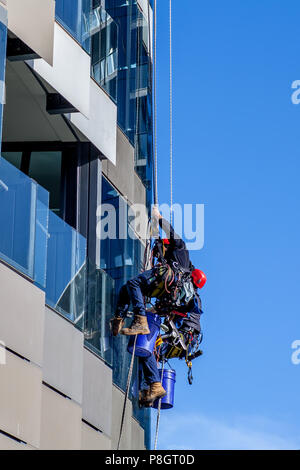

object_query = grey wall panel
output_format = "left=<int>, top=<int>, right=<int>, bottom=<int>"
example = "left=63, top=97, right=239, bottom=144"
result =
left=69, top=78, right=117, bottom=164
left=82, top=349, right=112, bottom=436
left=0, top=262, right=45, bottom=365
left=33, top=23, right=90, bottom=116
left=111, top=385, right=132, bottom=450
left=81, top=422, right=111, bottom=450
left=102, top=128, right=146, bottom=208
left=131, top=418, right=145, bottom=450
left=0, top=433, right=33, bottom=450
left=40, top=385, right=82, bottom=450
left=0, top=350, right=42, bottom=447
left=7, top=0, right=55, bottom=65
left=43, top=307, right=84, bottom=404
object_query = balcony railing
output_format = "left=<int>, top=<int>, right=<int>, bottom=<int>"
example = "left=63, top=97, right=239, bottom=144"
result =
left=0, top=157, right=49, bottom=287
left=46, top=210, right=87, bottom=325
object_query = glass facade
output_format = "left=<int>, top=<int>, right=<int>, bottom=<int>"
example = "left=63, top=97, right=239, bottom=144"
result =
left=56, top=0, right=153, bottom=191
left=0, top=18, right=7, bottom=149
left=55, top=0, right=92, bottom=52
left=90, top=4, right=118, bottom=102
left=103, top=0, right=153, bottom=190
left=100, top=175, right=151, bottom=445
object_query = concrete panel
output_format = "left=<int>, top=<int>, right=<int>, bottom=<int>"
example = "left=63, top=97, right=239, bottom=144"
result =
left=0, top=262, right=45, bottom=365
left=7, top=0, right=55, bottom=65
left=133, top=170, right=147, bottom=208
left=131, top=418, right=145, bottom=450
left=102, top=128, right=134, bottom=202
left=40, top=385, right=82, bottom=450
left=81, top=422, right=111, bottom=450
left=82, top=349, right=112, bottom=436
left=0, top=350, right=42, bottom=447
left=33, top=22, right=90, bottom=117
left=43, top=307, right=84, bottom=404
left=70, top=79, right=117, bottom=165
left=3, top=61, right=78, bottom=143
left=102, top=128, right=146, bottom=207
left=111, top=385, right=132, bottom=450
left=0, top=433, right=32, bottom=450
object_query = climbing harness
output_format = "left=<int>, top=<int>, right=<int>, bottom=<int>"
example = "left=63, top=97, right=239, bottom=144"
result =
left=117, top=334, right=137, bottom=450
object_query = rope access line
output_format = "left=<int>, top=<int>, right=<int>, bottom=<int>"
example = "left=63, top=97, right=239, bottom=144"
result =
left=169, top=0, right=173, bottom=224
left=117, top=334, right=137, bottom=450
left=154, top=357, right=165, bottom=450
left=153, top=0, right=158, bottom=206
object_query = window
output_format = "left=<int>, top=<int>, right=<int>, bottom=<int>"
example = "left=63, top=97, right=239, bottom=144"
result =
left=29, top=151, right=62, bottom=214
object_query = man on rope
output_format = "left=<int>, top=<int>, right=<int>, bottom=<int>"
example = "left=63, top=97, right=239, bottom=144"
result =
left=111, top=206, right=194, bottom=337
left=110, top=207, right=207, bottom=405
left=139, top=290, right=205, bottom=406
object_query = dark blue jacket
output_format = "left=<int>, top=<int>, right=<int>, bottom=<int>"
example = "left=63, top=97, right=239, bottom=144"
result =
left=159, top=217, right=191, bottom=271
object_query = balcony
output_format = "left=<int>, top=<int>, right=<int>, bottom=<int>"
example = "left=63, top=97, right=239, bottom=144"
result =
left=0, top=156, right=150, bottom=443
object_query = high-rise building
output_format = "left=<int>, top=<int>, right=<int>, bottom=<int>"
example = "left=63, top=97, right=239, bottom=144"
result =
left=0, top=0, right=153, bottom=450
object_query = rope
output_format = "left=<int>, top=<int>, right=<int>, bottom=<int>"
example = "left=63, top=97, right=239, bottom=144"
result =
left=169, top=0, right=173, bottom=224
left=117, top=335, right=137, bottom=450
left=153, top=0, right=158, bottom=206
left=154, top=358, right=165, bottom=450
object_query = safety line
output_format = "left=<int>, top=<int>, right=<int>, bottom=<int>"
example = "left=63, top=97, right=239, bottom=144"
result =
left=169, top=0, right=173, bottom=224
left=154, top=357, right=165, bottom=450
left=153, top=0, right=158, bottom=205
left=117, top=334, right=137, bottom=450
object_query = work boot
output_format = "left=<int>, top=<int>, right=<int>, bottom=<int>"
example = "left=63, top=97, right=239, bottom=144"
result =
left=109, top=317, right=124, bottom=337
left=121, top=315, right=150, bottom=336
left=139, top=389, right=153, bottom=407
left=144, top=382, right=167, bottom=403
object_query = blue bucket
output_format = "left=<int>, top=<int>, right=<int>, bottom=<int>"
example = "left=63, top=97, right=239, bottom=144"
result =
left=127, top=312, right=161, bottom=357
left=153, top=369, right=176, bottom=410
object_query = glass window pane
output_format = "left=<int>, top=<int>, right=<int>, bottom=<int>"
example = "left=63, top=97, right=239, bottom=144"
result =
left=1, top=152, right=22, bottom=170
left=28, top=151, right=62, bottom=214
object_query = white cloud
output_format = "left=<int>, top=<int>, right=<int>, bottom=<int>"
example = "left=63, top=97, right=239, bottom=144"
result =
left=156, top=412, right=299, bottom=450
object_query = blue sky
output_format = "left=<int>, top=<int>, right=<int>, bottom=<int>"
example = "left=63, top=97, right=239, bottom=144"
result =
left=153, top=0, right=300, bottom=450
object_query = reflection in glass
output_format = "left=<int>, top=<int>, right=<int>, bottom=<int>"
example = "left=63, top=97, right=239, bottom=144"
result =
left=0, top=157, right=49, bottom=287
left=46, top=210, right=87, bottom=324
left=55, top=0, right=92, bottom=53
left=29, top=151, right=62, bottom=214
left=1, top=152, right=22, bottom=170
left=104, top=2, right=153, bottom=190
left=91, top=5, right=118, bottom=102
left=84, top=261, right=115, bottom=365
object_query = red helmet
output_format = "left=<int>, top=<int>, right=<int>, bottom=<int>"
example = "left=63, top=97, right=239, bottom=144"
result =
left=162, top=238, right=170, bottom=245
left=191, top=269, right=207, bottom=289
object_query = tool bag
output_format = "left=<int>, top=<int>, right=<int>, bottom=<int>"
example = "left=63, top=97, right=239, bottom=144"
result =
left=148, top=264, right=174, bottom=299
